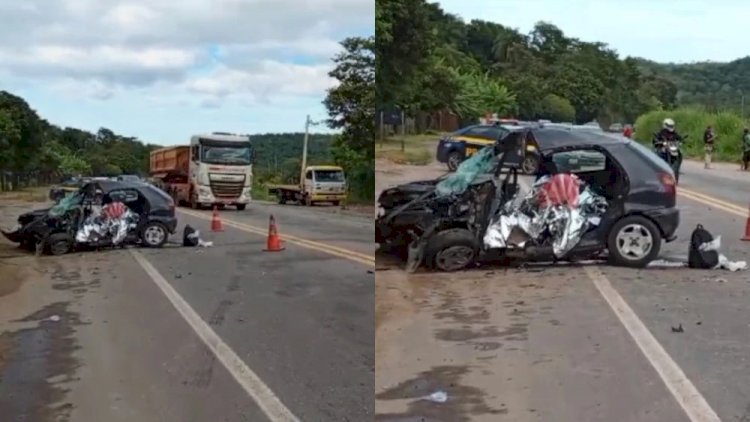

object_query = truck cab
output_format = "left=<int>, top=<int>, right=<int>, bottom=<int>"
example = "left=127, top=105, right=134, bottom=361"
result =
left=302, top=166, right=347, bottom=206
left=189, top=133, right=254, bottom=210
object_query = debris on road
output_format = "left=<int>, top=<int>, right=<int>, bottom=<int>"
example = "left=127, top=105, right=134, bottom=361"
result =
left=648, top=259, right=688, bottom=268
left=183, top=225, right=213, bottom=248
left=48, top=315, right=61, bottom=322
left=424, top=391, right=448, bottom=403
left=689, top=225, right=747, bottom=271
left=671, top=324, right=684, bottom=333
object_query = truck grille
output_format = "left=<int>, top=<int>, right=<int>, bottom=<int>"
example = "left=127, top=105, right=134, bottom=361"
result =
left=210, top=181, right=244, bottom=198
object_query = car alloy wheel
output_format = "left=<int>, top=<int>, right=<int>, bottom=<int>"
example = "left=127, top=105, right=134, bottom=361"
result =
left=143, top=224, right=167, bottom=247
left=434, top=245, right=475, bottom=272
left=615, top=223, right=653, bottom=261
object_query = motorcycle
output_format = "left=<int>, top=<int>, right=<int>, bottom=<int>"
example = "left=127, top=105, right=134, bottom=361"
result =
left=654, top=133, right=687, bottom=184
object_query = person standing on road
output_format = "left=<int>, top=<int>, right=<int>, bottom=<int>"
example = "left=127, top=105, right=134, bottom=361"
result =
left=742, top=128, right=750, bottom=171
left=703, top=125, right=716, bottom=169
left=623, top=124, right=633, bottom=139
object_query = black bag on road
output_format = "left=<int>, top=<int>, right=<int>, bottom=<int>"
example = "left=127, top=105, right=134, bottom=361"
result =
left=688, top=224, right=719, bottom=269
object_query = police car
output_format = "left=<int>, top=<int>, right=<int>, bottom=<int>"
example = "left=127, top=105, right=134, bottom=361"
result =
left=436, top=121, right=542, bottom=174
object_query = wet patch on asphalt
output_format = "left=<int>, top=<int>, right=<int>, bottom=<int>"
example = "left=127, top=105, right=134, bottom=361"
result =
left=0, top=301, right=83, bottom=422
left=375, top=365, right=507, bottom=421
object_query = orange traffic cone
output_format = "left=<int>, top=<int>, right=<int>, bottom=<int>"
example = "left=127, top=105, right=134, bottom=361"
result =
left=742, top=206, right=750, bottom=241
left=211, top=206, right=224, bottom=232
left=264, top=214, right=285, bottom=252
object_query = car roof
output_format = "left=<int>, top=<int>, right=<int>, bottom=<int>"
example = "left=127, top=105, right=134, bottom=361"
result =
left=531, top=127, right=623, bottom=152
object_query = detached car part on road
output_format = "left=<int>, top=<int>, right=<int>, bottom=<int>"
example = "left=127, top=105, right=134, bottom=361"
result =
left=377, top=127, right=680, bottom=272
left=3, top=180, right=178, bottom=255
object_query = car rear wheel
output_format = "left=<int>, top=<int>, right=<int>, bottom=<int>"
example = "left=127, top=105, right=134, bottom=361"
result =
left=141, top=222, right=168, bottom=248
left=425, top=228, right=477, bottom=272
left=607, top=215, right=661, bottom=268
left=447, top=151, right=463, bottom=172
left=236, top=204, right=246, bottom=211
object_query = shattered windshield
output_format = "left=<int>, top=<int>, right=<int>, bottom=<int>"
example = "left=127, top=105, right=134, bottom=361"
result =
left=49, top=191, right=83, bottom=216
left=201, top=145, right=252, bottom=165
left=435, top=146, right=498, bottom=197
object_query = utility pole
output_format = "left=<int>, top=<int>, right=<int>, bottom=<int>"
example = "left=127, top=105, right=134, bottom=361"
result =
left=401, top=109, right=406, bottom=152
left=742, top=94, right=745, bottom=118
left=300, top=115, right=321, bottom=185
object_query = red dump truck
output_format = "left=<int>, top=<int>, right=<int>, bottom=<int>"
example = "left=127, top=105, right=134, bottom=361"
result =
left=150, top=133, right=254, bottom=210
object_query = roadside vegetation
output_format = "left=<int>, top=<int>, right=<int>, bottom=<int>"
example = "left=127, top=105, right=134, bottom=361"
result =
left=376, top=134, right=436, bottom=165
left=635, top=108, right=750, bottom=162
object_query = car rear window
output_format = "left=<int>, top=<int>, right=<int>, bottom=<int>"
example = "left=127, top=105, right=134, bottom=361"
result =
left=626, top=141, right=673, bottom=173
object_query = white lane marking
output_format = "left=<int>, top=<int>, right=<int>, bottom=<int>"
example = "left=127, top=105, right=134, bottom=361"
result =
left=517, top=176, right=719, bottom=420
left=585, top=267, right=721, bottom=422
left=130, top=250, right=300, bottom=422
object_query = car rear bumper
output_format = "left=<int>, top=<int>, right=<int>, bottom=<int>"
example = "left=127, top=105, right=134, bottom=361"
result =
left=158, top=217, right=178, bottom=234
left=644, top=207, right=679, bottom=242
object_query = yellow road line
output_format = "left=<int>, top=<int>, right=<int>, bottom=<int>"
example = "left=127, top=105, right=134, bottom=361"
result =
left=178, top=209, right=375, bottom=267
left=678, top=187, right=748, bottom=217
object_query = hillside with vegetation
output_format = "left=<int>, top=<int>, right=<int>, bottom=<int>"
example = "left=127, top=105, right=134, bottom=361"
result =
left=635, top=57, right=750, bottom=114
left=376, top=0, right=680, bottom=127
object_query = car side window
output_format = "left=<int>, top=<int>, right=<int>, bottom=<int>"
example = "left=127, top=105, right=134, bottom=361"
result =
left=551, top=150, right=607, bottom=173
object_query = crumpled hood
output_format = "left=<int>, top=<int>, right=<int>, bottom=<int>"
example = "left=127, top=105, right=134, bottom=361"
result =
left=378, top=180, right=439, bottom=209
left=18, top=208, right=51, bottom=225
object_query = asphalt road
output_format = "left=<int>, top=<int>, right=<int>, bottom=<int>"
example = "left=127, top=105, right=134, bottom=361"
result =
left=0, top=200, right=374, bottom=421
left=375, top=159, right=750, bottom=421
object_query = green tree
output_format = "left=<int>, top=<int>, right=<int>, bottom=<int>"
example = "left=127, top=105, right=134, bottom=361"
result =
left=323, top=36, right=375, bottom=201
left=540, top=94, right=576, bottom=122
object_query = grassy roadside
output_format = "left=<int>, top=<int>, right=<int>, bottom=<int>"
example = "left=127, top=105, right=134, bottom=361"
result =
left=375, top=134, right=438, bottom=165
left=0, top=186, right=49, bottom=203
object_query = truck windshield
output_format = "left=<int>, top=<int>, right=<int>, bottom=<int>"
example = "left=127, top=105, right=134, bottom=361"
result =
left=201, top=145, right=252, bottom=165
left=315, top=170, right=345, bottom=182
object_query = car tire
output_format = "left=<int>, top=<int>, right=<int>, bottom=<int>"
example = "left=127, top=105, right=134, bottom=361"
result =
left=141, top=222, right=168, bottom=248
left=236, top=204, right=246, bottom=211
left=425, top=228, right=477, bottom=272
left=447, top=151, right=462, bottom=172
left=332, top=201, right=340, bottom=206
left=521, top=155, right=540, bottom=175
left=607, top=215, right=662, bottom=268
left=47, top=233, right=72, bottom=256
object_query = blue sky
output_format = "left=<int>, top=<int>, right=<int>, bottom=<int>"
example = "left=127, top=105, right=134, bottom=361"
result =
left=437, top=0, right=750, bottom=63
left=0, top=1, right=374, bottom=146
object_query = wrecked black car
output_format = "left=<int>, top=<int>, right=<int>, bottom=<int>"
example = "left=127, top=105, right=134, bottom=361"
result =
left=376, top=126, right=680, bottom=272
left=3, top=180, right=178, bottom=255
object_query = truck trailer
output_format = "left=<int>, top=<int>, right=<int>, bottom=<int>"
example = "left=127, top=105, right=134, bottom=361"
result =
left=150, top=133, right=254, bottom=210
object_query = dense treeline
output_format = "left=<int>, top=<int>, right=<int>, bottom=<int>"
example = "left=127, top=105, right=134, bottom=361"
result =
left=0, top=90, right=337, bottom=192
left=636, top=57, right=750, bottom=114
left=0, top=90, right=159, bottom=190
left=376, top=0, right=679, bottom=126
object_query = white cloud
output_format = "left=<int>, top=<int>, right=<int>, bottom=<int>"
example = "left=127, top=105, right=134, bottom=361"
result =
left=0, top=0, right=370, bottom=98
